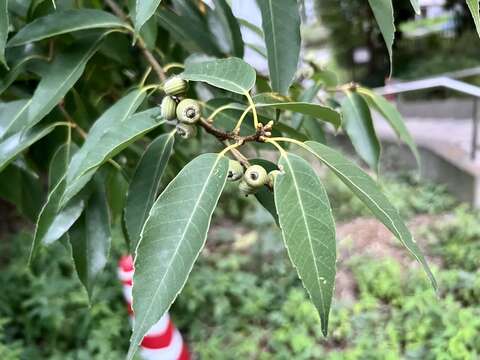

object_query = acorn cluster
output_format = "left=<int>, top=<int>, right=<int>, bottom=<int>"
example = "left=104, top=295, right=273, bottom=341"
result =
left=160, top=77, right=201, bottom=139
left=227, top=160, right=280, bottom=196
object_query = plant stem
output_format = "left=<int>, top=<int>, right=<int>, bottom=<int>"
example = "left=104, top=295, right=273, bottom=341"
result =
left=163, top=63, right=185, bottom=72
left=244, top=91, right=259, bottom=128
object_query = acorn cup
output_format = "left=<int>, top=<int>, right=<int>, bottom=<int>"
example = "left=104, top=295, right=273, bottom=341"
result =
left=160, top=96, right=177, bottom=120
left=244, top=165, right=268, bottom=188
left=164, top=76, right=188, bottom=96
left=227, top=160, right=244, bottom=182
left=177, top=99, right=201, bottom=124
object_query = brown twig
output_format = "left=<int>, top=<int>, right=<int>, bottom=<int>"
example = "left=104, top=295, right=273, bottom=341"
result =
left=104, top=0, right=166, bottom=82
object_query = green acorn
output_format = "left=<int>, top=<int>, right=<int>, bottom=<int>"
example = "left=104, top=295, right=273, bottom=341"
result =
left=239, top=180, right=256, bottom=197
left=176, top=99, right=201, bottom=124
left=176, top=123, right=197, bottom=139
left=160, top=96, right=177, bottom=120
left=164, top=76, right=188, bottom=96
left=268, top=170, right=281, bottom=187
left=244, top=165, right=268, bottom=188
left=227, top=160, right=244, bottom=182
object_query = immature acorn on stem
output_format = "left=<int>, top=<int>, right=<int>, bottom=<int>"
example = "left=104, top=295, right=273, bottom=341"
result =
left=239, top=180, right=256, bottom=197
left=268, top=170, right=281, bottom=187
left=227, top=160, right=244, bottom=181
left=177, top=99, right=201, bottom=124
left=244, top=165, right=268, bottom=188
left=164, top=76, right=188, bottom=96
left=176, top=123, right=197, bottom=139
left=160, top=96, right=177, bottom=120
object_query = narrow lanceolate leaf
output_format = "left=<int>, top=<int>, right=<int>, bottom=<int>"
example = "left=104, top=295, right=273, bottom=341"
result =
left=0, top=54, right=45, bottom=96
left=211, top=0, right=244, bottom=57
left=128, top=153, right=229, bottom=360
left=305, top=140, right=437, bottom=290
left=157, top=8, right=222, bottom=56
left=7, top=9, right=127, bottom=47
left=0, top=0, right=8, bottom=68
left=60, top=91, right=157, bottom=207
left=409, top=0, right=420, bottom=14
left=466, top=0, right=480, bottom=37
left=70, top=179, right=111, bottom=300
left=341, top=91, right=380, bottom=171
left=26, top=35, right=104, bottom=130
left=255, top=99, right=342, bottom=129
left=257, top=0, right=301, bottom=95
left=134, top=0, right=163, bottom=34
left=367, top=0, right=395, bottom=72
left=0, top=122, right=64, bottom=172
left=182, top=57, right=256, bottom=94
left=358, top=87, right=420, bottom=165
left=0, top=99, right=30, bottom=139
left=292, top=83, right=322, bottom=129
left=0, top=159, right=43, bottom=221
left=29, top=142, right=88, bottom=263
left=275, top=153, right=336, bottom=336
left=125, top=132, right=175, bottom=251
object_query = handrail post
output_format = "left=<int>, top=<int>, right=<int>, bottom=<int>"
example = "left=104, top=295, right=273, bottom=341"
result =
left=472, top=98, right=479, bottom=160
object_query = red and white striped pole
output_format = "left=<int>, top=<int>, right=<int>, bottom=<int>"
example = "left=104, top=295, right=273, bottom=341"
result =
left=118, top=255, right=190, bottom=360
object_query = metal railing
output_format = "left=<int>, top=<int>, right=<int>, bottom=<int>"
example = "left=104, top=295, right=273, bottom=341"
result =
left=375, top=73, right=480, bottom=160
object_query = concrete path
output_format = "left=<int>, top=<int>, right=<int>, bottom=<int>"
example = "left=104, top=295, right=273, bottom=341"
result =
left=373, top=116, right=480, bottom=176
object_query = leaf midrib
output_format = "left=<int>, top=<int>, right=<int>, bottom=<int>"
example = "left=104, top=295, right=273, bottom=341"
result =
left=132, top=154, right=224, bottom=347
left=135, top=132, right=175, bottom=242
left=267, top=0, right=280, bottom=90
left=304, top=143, right=426, bottom=271
left=10, top=21, right=127, bottom=47
left=281, top=154, right=326, bottom=318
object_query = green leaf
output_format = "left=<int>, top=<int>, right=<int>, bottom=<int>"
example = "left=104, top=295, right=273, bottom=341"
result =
left=105, top=167, right=129, bottom=223
left=25, top=36, right=104, bottom=130
left=304, top=140, right=437, bottom=290
left=134, top=0, right=163, bottom=34
left=466, top=0, right=480, bottom=37
left=341, top=91, right=380, bottom=171
left=70, top=178, right=111, bottom=300
left=35, top=189, right=88, bottom=247
left=238, top=18, right=264, bottom=38
left=0, top=159, right=43, bottom=221
left=182, top=57, right=256, bottom=95
left=0, top=54, right=45, bottom=96
left=60, top=90, right=154, bottom=207
left=0, top=0, right=8, bottom=68
left=128, top=153, right=229, bottom=360
left=49, top=143, right=78, bottom=190
left=157, top=8, right=222, bottom=56
left=0, top=99, right=30, bottom=139
left=258, top=0, right=301, bottom=95
left=275, top=152, right=336, bottom=336
left=125, top=132, right=175, bottom=251
left=29, top=95, right=162, bottom=262
left=249, top=158, right=279, bottom=225
left=367, top=0, right=395, bottom=72
left=30, top=142, right=90, bottom=263
left=7, top=9, right=127, bottom=47
left=210, top=0, right=244, bottom=57
left=255, top=96, right=342, bottom=129
left=275, top=122, right=309, bottom=142
left=358, top=87, right=420, bottom=166
left=291, top=83, right=322, bottom=129
left=0, top=122, right=64, bottom=172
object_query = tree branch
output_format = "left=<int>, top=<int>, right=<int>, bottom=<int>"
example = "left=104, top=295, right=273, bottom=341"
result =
left=104, top=0, right=166, bottom=82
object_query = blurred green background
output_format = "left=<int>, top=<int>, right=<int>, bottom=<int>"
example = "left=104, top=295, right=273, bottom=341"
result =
left=2, top=171, right=479, bottom=359
left=2, top=0, right=480, bottom=359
